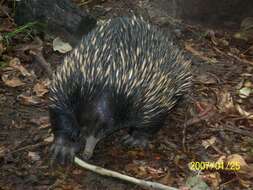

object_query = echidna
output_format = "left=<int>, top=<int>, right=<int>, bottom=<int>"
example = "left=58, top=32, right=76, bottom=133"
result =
left=49, top=16, right=191, bottom=164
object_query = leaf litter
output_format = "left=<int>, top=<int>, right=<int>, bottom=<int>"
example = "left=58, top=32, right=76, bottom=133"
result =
left=0, top=1, right=253, bottom=190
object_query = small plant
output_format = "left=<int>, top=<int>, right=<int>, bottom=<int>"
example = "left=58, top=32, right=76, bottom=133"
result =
left=0, top=61, right=8, bottom=68
left=2, top=21, right=40, bottom=45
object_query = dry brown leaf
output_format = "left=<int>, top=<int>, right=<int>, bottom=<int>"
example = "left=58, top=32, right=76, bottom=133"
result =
left=17, top=94, right=42, bottom=105
left=9, top=58, right=31, bottom=76
left=1, top=74, right=25, bottom=87
left=216, top=155, right=226, bottom=163
left=219, top=38, right=229, bottom=46
left=44, top=135, right=54, bottom=143
left=238, top=87, right=252, bottom=98
left=238, top=178, right=252, bottom=188
left=53, top=37, right=72, bottom=53
left=30, top=116, right=50, bottom=128
left=30, top=116, right=49, bottom=125
left=125, top=163, right=142, bottom=175
left=235, top=104, right=253, bottom=120
left=125, top=163, right=154, bottom=177
left=228, top=154, right=253, bottom=179
left=217, top=89, right=235, bottom=113
left=185, top=43, right=217, bottom=63
left=202, top=137, right=217, bottom=149
left=227, top=154, right=247, bottom=167
left=28, top=151, right=41, bottom=161
left=146, top=166, right=164, bottom=176
left=230, top=47, right=240, bottom=55
left=218, top=154, right=253, bottom=180
left=33, top=81, right=49, bottom=97
left=0, top=146, right=5, bottom=157
left=158, top=173, right=175, bottom=186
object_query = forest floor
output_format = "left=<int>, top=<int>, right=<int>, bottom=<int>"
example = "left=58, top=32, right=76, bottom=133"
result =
left=0, top=0, right=253, bottom=190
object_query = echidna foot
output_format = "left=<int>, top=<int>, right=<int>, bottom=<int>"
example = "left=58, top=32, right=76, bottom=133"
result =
left=50, top=136, right=80, bottom=165
left=122, top=134, right=149, bottom=148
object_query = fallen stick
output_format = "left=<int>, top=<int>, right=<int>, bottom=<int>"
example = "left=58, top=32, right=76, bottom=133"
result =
left=0, top=141, right=50, bottom=159
left=30, top=49, right=53, bottom=77
left=74, top=157, right=179, bottom=190
left=16, top=37, right=53, bottom=77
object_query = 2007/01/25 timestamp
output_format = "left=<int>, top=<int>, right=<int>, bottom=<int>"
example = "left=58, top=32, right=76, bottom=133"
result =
left=189, top=161, right=241, bottom=171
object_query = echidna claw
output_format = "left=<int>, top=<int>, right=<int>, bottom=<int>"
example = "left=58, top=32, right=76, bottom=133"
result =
left=50, top=137, right=79, bottom=166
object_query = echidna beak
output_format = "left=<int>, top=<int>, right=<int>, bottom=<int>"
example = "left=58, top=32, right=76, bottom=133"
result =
left=82, top=136, right=99, bottom=160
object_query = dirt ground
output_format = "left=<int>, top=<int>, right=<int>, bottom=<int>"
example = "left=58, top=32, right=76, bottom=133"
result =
left=0, top=1, right=253, bottom=190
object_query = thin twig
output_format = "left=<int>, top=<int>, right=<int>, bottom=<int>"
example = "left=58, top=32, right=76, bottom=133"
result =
left=228, top=52, right=253, bottom=66
left=184, top=105, right=214, bottom=127
left=30, top=49, right=53, bottom=77
left=213, top=122, right=253, bottom=138
left=0, top=141, right=49, bottom=158
left=182, top=105, right=214, bottom=152
left=8, top=141, right=49, bottom=154
left=213, top=46, right=253, bottom=66
left=0, top=4, right=14, bottom=22
left=185, top=43, right=217, bottom=63
left=74, top=157, right=179, bottom=190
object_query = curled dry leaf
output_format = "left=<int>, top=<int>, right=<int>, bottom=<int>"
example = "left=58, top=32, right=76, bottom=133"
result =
left=227, top=154, right=253, bottom=179
left=217, top=154, right=253, bottom=180
left=227, top=154, right=247, bottom=168
left=235, top=104, right=253, bottom=120
left=238, top=80, right=253, bottom=98
left=1, top=74, right=25, bottom=87
left=33, top=81, right=49, bottom=97
left=238, top=87, right=252, bottom=98
left=202, top=137, right=217, bottom=149
left=53, top=37, right=73, bottom=53
left=9, top=58, right=31, bottom=77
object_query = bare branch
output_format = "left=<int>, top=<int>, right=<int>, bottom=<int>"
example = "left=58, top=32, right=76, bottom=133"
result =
left=74, top=157, right=179, bottom=190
